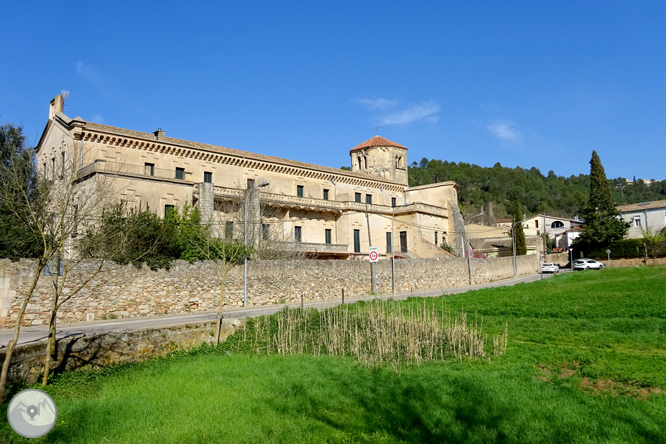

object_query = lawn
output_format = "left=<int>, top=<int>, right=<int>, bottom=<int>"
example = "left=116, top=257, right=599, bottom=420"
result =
left=1, top=266, right=665, bottom=443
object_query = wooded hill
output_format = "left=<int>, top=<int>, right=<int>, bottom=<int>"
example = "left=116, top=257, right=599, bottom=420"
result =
left=407, top=158, right=666, bottom=222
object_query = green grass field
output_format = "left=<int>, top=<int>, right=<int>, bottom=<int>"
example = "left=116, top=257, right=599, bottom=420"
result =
left=2, top=266, right=665, bottom=443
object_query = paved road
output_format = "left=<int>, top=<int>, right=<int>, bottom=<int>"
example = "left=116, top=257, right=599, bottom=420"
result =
left=1, top=271, right=558, bottom=349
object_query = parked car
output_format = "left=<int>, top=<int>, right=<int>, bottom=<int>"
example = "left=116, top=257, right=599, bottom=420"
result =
left=573, top=259, right=604, bottom=270
left=541, top=263, right=559, bottom=273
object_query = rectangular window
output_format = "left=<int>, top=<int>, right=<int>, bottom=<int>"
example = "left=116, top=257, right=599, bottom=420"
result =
left=633, top=216, right=641, bottom=227
left=353, top=229, right=361, bottom=253
left=164, top=204, right=175, bottom=218
left=72, top=205, right=79, bottom=238
left=325, top=229, right=332, bottom=244
left=295, top=226, right=302, bottom=242
left=365, top=194, right=372, bottom=205
left=535, top=220, right=539, bottom=228
left=145, top=163, right=155, bottom=176
left=386, top=232, right=392, bottom=253
left=61, top=152, right=66, bottom=178
left=262, top=223, right=270, bottom=241
left=435, top=231, right=439, bottom=246
left=392, top=197, right=397, bottom=207
left=51, top=158, right=56, bottom=177
left=225, top=221, right=234, bottom=239
left=355, top=193, right=361, bottom=203
left=297, top=185, right=304, bottom=197
left=175, top=167, right=185, bottom=180
left=204, top=171, right=212, bottom=183
left=247, top=178, right=255, bottom=189
left=400, top=231, right=408, bottom=253
left=323, top=189, right=329, bottom=200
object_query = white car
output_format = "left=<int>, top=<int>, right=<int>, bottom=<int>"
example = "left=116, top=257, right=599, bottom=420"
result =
left=573, top=259, right=604, bottom=270
left=541, top=263, right=559, bottom=273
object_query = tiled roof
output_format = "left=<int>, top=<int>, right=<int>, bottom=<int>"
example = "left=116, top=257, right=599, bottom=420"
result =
left=350, top=135, right=407, bottom=152
left=81, top=122, right=403, bottom=186
left=617, top=199, right=666, bottom=213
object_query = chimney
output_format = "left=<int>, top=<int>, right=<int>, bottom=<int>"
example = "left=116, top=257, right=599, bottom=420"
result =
left=49, top=95, right=64, bottom=120
left=154, top=128, right=165, bottom=141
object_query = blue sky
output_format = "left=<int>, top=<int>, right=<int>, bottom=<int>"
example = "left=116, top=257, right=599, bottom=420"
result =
left=2, top=1, right=665, bottom=180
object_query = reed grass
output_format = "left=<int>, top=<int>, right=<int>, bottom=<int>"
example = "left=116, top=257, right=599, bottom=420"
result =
left=229, top=299, right=507, bottom=369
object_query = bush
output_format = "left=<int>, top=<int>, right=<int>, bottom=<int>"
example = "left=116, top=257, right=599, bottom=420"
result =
left=589, top=239, right=646, bottom=259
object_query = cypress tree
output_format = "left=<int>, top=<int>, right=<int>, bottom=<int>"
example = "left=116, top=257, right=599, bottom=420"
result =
left=512, top=200, right=527, bottom=255
left=577, top=151, right=629, bottom=252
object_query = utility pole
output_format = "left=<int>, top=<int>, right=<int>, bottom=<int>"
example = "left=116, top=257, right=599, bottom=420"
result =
left=365, top=202, right=376, bottom=295
left=467, top=209, right=484, bottom=285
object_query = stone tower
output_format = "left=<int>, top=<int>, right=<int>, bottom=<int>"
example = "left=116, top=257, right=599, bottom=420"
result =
left=349, top=135, right=408, bottom=185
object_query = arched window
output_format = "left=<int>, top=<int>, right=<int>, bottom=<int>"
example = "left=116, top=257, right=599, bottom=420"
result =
left=357, top=157, right=362, bottom=169
left=551, top=221, right=564, bottom=229
left=363, top=156, right=368, bottom=169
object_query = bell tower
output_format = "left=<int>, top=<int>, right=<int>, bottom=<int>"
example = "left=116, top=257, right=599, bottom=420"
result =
left=349, top=135, right=408, bottom=185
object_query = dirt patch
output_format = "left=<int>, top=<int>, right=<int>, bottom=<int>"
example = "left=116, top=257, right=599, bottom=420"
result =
left=558, top=361, right=580, bottom=378
left=580, top=377, right=664, bottom=400
left=535, top=362, right=663, bottom=399
left=534, top=362, right=580, bottom=381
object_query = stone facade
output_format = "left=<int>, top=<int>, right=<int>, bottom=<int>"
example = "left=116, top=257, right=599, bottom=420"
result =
left=36, top=95, right=463, bottom=261
left=0, top=256, right=539, bottom=328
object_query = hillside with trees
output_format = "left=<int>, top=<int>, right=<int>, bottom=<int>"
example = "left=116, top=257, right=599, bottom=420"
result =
left=408, top=158, right=666, bottom=221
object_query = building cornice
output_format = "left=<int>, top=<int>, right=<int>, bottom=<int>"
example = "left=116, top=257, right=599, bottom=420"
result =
left=75, top=121, right=406, bottom=193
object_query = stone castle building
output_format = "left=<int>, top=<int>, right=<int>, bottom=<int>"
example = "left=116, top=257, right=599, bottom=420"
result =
left=36, top=95, right=464, bottom=259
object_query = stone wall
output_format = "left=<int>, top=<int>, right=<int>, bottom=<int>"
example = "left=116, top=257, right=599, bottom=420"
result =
left=0, top=255, right=539, bottom=328
left=0, top=318, right=243, bottom=385
left=607, top=257, right=666, bottom=267
left=543, top=253, right=666, bottom=268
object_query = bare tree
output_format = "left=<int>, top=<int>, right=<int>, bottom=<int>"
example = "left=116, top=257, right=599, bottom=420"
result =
left=0, top=139, right=119, bottom=399
left=0, top=150, right=49, bottom=402
left=38, top=148, right=119, bottom=386
left=193, top=183, right=307, bottom=343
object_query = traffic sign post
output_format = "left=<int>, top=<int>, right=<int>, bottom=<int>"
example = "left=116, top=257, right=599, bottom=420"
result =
left=369, top=246, right=379, bottom=263
left=369, top=246, right=378, bottom=296
left=606, top=249, right=611, bottom=268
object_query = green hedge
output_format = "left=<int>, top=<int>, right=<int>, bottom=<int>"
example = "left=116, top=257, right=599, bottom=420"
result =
left=589, top=239, right=646, bottom=259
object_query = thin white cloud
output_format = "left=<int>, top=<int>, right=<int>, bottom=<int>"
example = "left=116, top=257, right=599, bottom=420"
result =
left=74, top=61, right=153, bottom=120
left=90, top=114, right=104, bottom=123
left=76, top=61, right=106, bottom=90
left=486, top=121, right=522, bottom=141
left=355, top=98, right=400, bottom=110
left=379, top=101, right=440, bottom=126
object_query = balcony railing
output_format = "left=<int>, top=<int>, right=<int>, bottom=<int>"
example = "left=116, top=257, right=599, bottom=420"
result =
left=77, top=160, right=190, bottom=182
left=201, top=185, right=447, bottom=217
left=273, top=241, right=348, bottom=253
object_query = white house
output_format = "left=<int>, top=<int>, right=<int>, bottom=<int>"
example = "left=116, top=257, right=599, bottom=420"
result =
left=522, top=215, right=584, bottom=249
left=617, top=199, right=666, bottom=239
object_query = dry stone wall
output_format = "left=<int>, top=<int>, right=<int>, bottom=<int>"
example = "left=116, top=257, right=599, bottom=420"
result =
left=0, top=318, right=242, bottom=385
left=0, top=255, right=539, bottom=328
